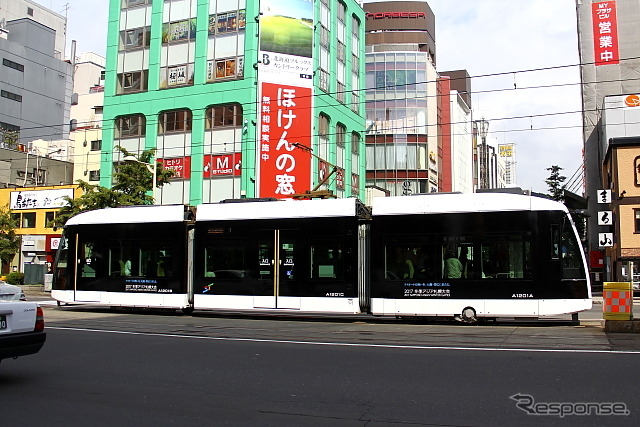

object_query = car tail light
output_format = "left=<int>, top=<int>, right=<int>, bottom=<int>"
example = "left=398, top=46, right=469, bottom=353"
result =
left=34, top=306, right=45, bottom=332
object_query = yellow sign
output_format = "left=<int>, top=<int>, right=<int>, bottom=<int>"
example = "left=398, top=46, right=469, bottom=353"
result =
left=499, top=144, right=513, bottom=157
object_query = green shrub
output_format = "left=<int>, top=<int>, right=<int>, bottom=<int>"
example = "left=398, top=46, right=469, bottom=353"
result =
left=5, top=272, right=24, bottom=286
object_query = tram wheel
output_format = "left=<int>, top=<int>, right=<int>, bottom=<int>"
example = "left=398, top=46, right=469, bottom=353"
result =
left=461, top=306, right=478, bottom=324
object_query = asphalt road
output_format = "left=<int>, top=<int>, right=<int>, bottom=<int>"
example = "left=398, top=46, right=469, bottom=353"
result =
left=2, top=305, right=640, bottom=426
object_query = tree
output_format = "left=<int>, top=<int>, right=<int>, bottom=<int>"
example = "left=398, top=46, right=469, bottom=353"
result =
left=53, top=147, right=173, bottom=227
left=545, top=165, right=586, bottom=241
left=0, top=205, right=20, bottom=274
left=545, top=165, right=566, bottom=202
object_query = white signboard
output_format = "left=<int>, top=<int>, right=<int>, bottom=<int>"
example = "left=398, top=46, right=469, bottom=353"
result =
left=598, top=211, right=613, bottom=226
left=50, top=238, right=61, bottom=250
left=598, top=233, right=613, bottom=247
left=168, top=65, right=187, bottom=86
left=597, top=189, right=612, bottom=204
left=10, top=189, right=73, bottom=210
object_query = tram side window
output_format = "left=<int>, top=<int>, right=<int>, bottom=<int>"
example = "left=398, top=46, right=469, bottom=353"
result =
left=109, top=242, right=136, bottom=277
left=479, top=236, right=531, bottom=279
left=79, top=241, right=100, bottom=278
left=385, top=241, right=442, bottom=280
left=204, top=242, right=245, bottom=278
left=310, top=240, right=344, bottom=279
left=140, top=246, right=172, bottom=277
left=106, top=240, right=173, bottom=278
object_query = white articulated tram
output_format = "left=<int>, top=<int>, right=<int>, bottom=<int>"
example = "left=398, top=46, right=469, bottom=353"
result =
left=53, top=192, right=592, bottom=321
left=368, top=192, right=591, bottom=321
left=51, top=204, right=194, bottom=310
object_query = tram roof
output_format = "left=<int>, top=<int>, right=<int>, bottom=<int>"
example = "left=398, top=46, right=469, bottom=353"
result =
left=372, top=193, right=568, bottom=216
left=196, top=197, right=361, bottom=221
left=65, top=204, right=187, bottom=226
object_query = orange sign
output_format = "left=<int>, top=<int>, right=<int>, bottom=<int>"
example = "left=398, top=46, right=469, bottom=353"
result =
left=625, top=95, right=640, bottom=107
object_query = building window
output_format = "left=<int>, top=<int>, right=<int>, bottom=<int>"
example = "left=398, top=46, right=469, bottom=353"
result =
left=19, top=212, right=36, bottom=228
left=2, top=58, right=24, bottom=72
left=208, top=10, right=246, bottom=36
left=1, top=90, right=22, bottom=102
left=352, top=132, right=361, bottom=155
left=162, top=19, right=197, bottom=44
left=45, top=211, right=56, bottom=228
left=122, top=0, right=150, bottom=9
left=336, top=82, right=345, bottom=104
left=27, top=7, right=34, bottom=16
left=205, top=104, right=243, bottom=129
left=320, top=25, right=329, bottom=49
left=336, top=124, right=346, bottom=147
left=90, top=140, right=102, bottom=151
left=318, top=114, right=330, bottom=161
left=89, top=170, right=101, bottom=181
left=351, top=91, right=360, bottom=113
left=115, top=115, right=146, bottom=138
left=319, top=115, right=330, bottom=140
left=158, top=109, right=192, bottom=134
left=319, top=69, right=329, bottom=93
left=205, top=57, right=244, bottom=83
left=205, top=7, right=246, bottom=85
left=119, top=26, right=151, bottom=51
left=160, top=63, right=195, bottom=88
left=116, top=70, right=148, bottom=94
left=635, top=209, right=640, bottom=233
left=338, top=2, right=346, bottom=22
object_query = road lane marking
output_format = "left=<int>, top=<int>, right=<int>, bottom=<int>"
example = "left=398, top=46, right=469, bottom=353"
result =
left=47, top=326, right=639, bottom=354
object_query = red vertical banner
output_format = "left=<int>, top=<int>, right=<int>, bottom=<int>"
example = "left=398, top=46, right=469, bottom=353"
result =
left=592, top=1, right=619, bottom=66
left=258, top=82, right=312, bottom=198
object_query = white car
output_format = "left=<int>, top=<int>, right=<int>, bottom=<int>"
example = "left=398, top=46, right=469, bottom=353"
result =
left=0, top=282, right=27, bottom=301
left=0, top=300, right=46, bottom=363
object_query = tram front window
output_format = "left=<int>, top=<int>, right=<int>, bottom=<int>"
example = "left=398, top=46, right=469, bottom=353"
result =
left=52, top=236, right=69, bottom=290
left=561, top=219, right=585, bottom=279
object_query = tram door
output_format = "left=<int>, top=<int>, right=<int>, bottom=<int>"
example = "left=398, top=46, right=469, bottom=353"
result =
left=254, top=229, right=301, bottom=309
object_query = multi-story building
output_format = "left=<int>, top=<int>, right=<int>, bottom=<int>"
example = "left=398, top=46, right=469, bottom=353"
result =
left=363, top=1, right=474, bottom=196
left=101, top=0, right=366, bottom=204
left=438, top=70, right=473, bottom=193
left=0, top=185, right=81, bottom=275
left=600, top=95, right=640, bottom=289
left=0, top=1, right=75, bottom=279
left=364, top=1, right=439, bottom=196
left=0, top=16, right=73, bottom=147
left=0, top=0, right=67, bottom=59
left=70, top=52, right=106, bottom=184
left=576, top=0, right=640, bottom=286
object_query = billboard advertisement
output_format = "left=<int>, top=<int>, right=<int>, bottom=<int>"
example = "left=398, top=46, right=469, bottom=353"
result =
left=258, top=0, right=313, bottom=86
left=258, top=82, right=312, bottom=197
left=257, top=0, right=314, bottom=198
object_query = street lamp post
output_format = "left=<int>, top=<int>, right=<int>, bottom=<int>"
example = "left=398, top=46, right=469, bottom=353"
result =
left=123, top=154, right=157, bottom=203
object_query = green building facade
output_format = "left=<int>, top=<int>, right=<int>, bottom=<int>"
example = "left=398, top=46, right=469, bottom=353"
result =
left=102, top=0, right=365, bottom=204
